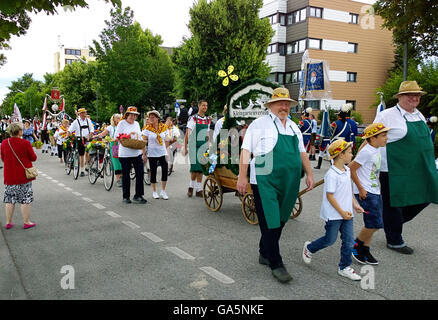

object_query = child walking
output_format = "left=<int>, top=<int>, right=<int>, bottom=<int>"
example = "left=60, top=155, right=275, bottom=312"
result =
left=302, top=139, right=364, bottom=281
left=349, top=123, right=390, bottom=265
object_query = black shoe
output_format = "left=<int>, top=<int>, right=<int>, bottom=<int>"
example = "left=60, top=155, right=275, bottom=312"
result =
left=272, top=265, right=292, bottom=283
left=259, top=254, right=269, bottom=266
left=314, top=157, right=322, bottom=169
left=132, top=196, right=147, bottom=204
left=123, top=198, right=132, bottom=204
left=364, top=248, right=379, bottom=265
left=387, top=244, right=414, bottom=254
left=352, top=242, right=367, bottom=264
left=80, top=172, right=85, bottom=177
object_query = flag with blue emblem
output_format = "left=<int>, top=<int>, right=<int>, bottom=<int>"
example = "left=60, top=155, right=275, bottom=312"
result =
left=306, top=62, right=325, bottom=91
left=376, top=92, right=385, bottom=118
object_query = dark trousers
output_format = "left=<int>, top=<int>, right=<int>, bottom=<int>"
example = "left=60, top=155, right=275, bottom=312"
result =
left=380, top=172, right=429, bottom=246
left=119, top=155, right=144, bottom=200
left=57, top=145, right=67, bottom=161
left=252, top=184, right=285, bottom=270
left=149, top=156, right=168, bottom=184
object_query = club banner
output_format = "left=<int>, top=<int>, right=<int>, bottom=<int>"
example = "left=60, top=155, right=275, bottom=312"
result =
left=306, top=62, right=324, bottom=91
left=300, top=56, right=332, bottom=101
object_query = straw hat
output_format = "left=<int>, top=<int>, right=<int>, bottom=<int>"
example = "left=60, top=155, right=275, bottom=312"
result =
left=328, top=139, right=353, bottom=160
left=264, top=88, right=298, bottom=107
left=123, top=106, right=140, bottom=120
left=362, top=123, right=390, bottom=139
left=146, top=110, right=160, bottom=118
left=77, top=108, right=87, bottom=114
left=393, top=81, right=427, bottom=98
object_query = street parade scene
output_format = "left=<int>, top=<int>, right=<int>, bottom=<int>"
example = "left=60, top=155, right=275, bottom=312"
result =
left=0, top=0, right=437, bottom=310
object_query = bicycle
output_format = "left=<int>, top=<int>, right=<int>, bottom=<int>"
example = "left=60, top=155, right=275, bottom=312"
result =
left=64, top=137, right=80, bottom=180
left=130, top=160, right=151, bottom=185
left=88, top=140, right=114, bottom=191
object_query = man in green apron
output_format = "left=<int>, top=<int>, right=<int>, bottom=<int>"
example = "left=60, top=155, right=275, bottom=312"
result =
left=237, top=88, right=314, bottom=283
left=183, top=100, right=210, bottom=197
left=374, top=81, right=438, bottom=254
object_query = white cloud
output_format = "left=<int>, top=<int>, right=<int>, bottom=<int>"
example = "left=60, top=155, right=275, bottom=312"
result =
left=0, top=0, right=195, bottom=104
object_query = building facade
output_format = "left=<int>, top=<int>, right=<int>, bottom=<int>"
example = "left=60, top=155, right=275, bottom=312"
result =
left=260, top=0, right=394, bottom=123
left=54, top=47, right=96, bottom=73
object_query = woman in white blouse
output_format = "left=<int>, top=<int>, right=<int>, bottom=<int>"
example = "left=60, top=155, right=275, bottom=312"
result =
left=142, top=110, right=169, bottom=200
left=114, top=107, right=147, bottom=204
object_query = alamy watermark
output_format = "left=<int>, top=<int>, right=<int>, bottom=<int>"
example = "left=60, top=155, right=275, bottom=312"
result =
left=60, top=265, right=75, bottom=290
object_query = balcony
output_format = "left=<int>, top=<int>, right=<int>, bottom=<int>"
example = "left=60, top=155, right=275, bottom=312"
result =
left=259, top=0, right=287, bottom=18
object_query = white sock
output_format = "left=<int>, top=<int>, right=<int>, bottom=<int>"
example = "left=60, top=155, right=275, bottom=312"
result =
left=190, top=180, right=196, bottom=188
left=196, top=182, right=202, bottom=192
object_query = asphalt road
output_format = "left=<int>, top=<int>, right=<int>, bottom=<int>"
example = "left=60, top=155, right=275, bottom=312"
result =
left=0, top=150, right=437, bottom=300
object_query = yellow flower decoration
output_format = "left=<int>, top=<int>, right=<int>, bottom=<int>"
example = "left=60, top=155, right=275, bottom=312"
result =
left=218, top=65, right=239, bottom=87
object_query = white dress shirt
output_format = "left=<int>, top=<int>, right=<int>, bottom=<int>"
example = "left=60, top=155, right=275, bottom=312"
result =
left=374, top=104, right=426, bottom=172
left=114, top=120, right=143, bottom=158
left=241, top=112, right=306, bottom=185
left=141, top=129, right=168, bottom=158
left=68, top=118, right=94, bottom=139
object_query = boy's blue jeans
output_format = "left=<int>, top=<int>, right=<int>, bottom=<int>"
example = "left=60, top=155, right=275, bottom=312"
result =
left=307, top=219, right=354, bottom=270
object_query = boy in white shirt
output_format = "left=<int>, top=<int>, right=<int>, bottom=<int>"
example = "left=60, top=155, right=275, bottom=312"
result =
left=349, top=123, right=390, bottom=265
left=302, top=139, right=364, bottom=281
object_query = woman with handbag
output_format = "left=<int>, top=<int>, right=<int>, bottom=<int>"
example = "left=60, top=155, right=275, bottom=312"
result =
left=1, top=122, right=37, bottom=230
left=114, top=107, right=147, bottom=204
left=96, top=113, right=123, bottom=187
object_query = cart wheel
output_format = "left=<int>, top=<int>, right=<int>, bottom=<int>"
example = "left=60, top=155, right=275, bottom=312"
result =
left=241, top=193, right=258, bottom=225
left=203, top=176, right=223, bottom=212
left=290, top=196, right=303, bottom=220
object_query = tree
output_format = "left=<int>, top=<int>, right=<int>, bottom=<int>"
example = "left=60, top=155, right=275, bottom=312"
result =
left=92, top=7, right=175, bottom=114
left=173, top=0, right=274, bottom=113
left=373, top=1, right=438, bottom=78
left=0, top=0, right=121, bottom=67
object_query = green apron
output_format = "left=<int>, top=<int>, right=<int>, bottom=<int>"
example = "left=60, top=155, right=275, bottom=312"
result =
left=109, top=125, right=122, bottom=172
left=189, top=115, right=209, bottom=172
left=386, top=107, right=438, bottom=207
left=255, top=117, right=302, bottom=229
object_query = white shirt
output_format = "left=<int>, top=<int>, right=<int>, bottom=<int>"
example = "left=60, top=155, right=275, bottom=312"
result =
left=320, top=166, right=354, bottom=221
left=352, top=144, right=381, bottom=195
left=68, top=118, right=94, bottom=139
left=53, top=127, right=68, bottom=145
left=374, top=104, right=426, bottom=172
left=241, top=112, right=306, bottom=185
left=166, top=126, right=181, bottom=139
left=141, top=128, right=168, bottom=158
left=311, top=119, right=318, bottom=134
left=114, top=120, right=143, bottom=158
left=107, top=125, right=117, bottom=139
left=213, top=117, right=225, bottom=140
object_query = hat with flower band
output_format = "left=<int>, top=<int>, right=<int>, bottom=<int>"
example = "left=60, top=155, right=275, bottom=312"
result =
left=264, top=87, right=298, bottom=107
left=77, top=108, right=87, bottom=114
left=328, top=139, right=353, bottom=160
left=362, top=123, right=391, bottom=139
left=123, top=106, right=140, bottom=119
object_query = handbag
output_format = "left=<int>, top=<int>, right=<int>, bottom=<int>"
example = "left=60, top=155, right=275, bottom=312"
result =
left=8, top=139, right=38, bottom=179
left=112, top=142, right=119, bottom=158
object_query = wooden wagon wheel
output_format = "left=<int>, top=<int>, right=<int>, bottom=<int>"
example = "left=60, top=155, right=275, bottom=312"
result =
left=241, top=193, right=258, bottom=225
left=203, top=175, right=223, bottom=212
left=290, top=196, right=303, bottom=220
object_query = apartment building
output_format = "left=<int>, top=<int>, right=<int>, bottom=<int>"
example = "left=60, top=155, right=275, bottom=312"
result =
left=54, top=47, right=96, bottom=73
left=260, top=0, right=394, bottom=123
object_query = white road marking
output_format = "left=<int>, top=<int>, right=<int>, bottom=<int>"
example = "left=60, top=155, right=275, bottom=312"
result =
left=92, top=203, right=105, bottom=210
left=122, top=221, right=140, bottom=229
left=199, top=267, right=235, bottom=284
left=165, top=247, right=195, bottom=260
left=251, top=296, right=269, bottom=300
left=72, top=192, right=82, bottom=196
left=58, top=183, right=66, bottom=187
left=106, top=211, right=121, bottom=218
left=41, top=174, right=47, bottom=177
left=82, top=197, right=93, bottom=202
left=64, top=187, right=72, bottom=191
left=46, top=177, right=53, bottom=180
left=52, top=180, right=59, bottom=183
left=140, top=232, right=164, bottom=243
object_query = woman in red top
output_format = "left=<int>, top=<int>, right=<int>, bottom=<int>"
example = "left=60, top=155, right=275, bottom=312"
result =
left=1, top=122, right=37, bottom=229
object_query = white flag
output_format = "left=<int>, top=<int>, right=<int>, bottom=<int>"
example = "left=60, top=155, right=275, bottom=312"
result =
left=13, top=103, right=22, bottom=122
left=376, top=93, right=385, bottom=118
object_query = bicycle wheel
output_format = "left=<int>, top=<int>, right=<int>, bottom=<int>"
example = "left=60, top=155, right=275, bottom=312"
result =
left=88, top=155, right=99, bottom=184
left=144, top=162, right=151, bottom=185
left=73, top=151, right=80, bottom=180
left=103, top=158, right=114, bottom=191
left=65, top=151, right=72, bottom=175
left=130, top=165, right=136, bottom=180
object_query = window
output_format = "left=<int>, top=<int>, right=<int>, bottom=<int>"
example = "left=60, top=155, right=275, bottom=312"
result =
left=309, top=7, right=322, bottom=18
left=278, top=43, right=286, bottom=56
left=308, top=38, right=322, bottom=50
left=277, top=73, right=285, bottom=84
left=89, top=51, right=94, bottom=57
left=267, top=43, right=277, bottom=54
left=290, top=71, right=303, bottom=84
left=297, top=39, right=306, bottom=53
left=65, top=59, right=74, bottom=65
left=65, top=49, right=71, bottom=55
left=268, top=14, right=278, bottom=25
left=279, top=13, right=286, bottom=26
left=75, top=49, right=81, bottom=56
left=350, top=13, right=359, bottom=24
left=267, top=73, right=276, bottom=83
left=65, top=49, right=81, bottom=56
left=346, top=100, right=356, bottom=110
left=347, top=72, right=357, bottom=82
left=300, top=8, right=307, bottom=21
left=305, top=100, right=321, bottom=110
left=288, top=39, right=307, bottom=54
left=347, top=42, right=358, bottom=53
left=285, top=73, right=292, bottom=84
left=287, top=8, right=307, bottom=25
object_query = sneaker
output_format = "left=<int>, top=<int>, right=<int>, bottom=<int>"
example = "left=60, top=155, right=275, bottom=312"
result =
left=132, top=196, right=147, bottom=204
left=386, top=244, right=414, bottom=254
left=152, top=192, right=160, bottom=199
left=123, top=198, right=131, bottom=204
left=160, top=190, right=169, bottom=200
left=364, top=249, right=379, bottom=265
left=352, top=242, right=368, bottom=265
left=80, top=172, right=85, bottom=177
left=187, top=187, right=193, bottom=197
left=302, top=241, right=313, bottom=264
left=195, top=190, right=203, bottom=198
left=116, top=180, right=122, bottom=187
left=338, top=266, right=361, bottom=281
left=272, top=265, right=293, bottom=283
